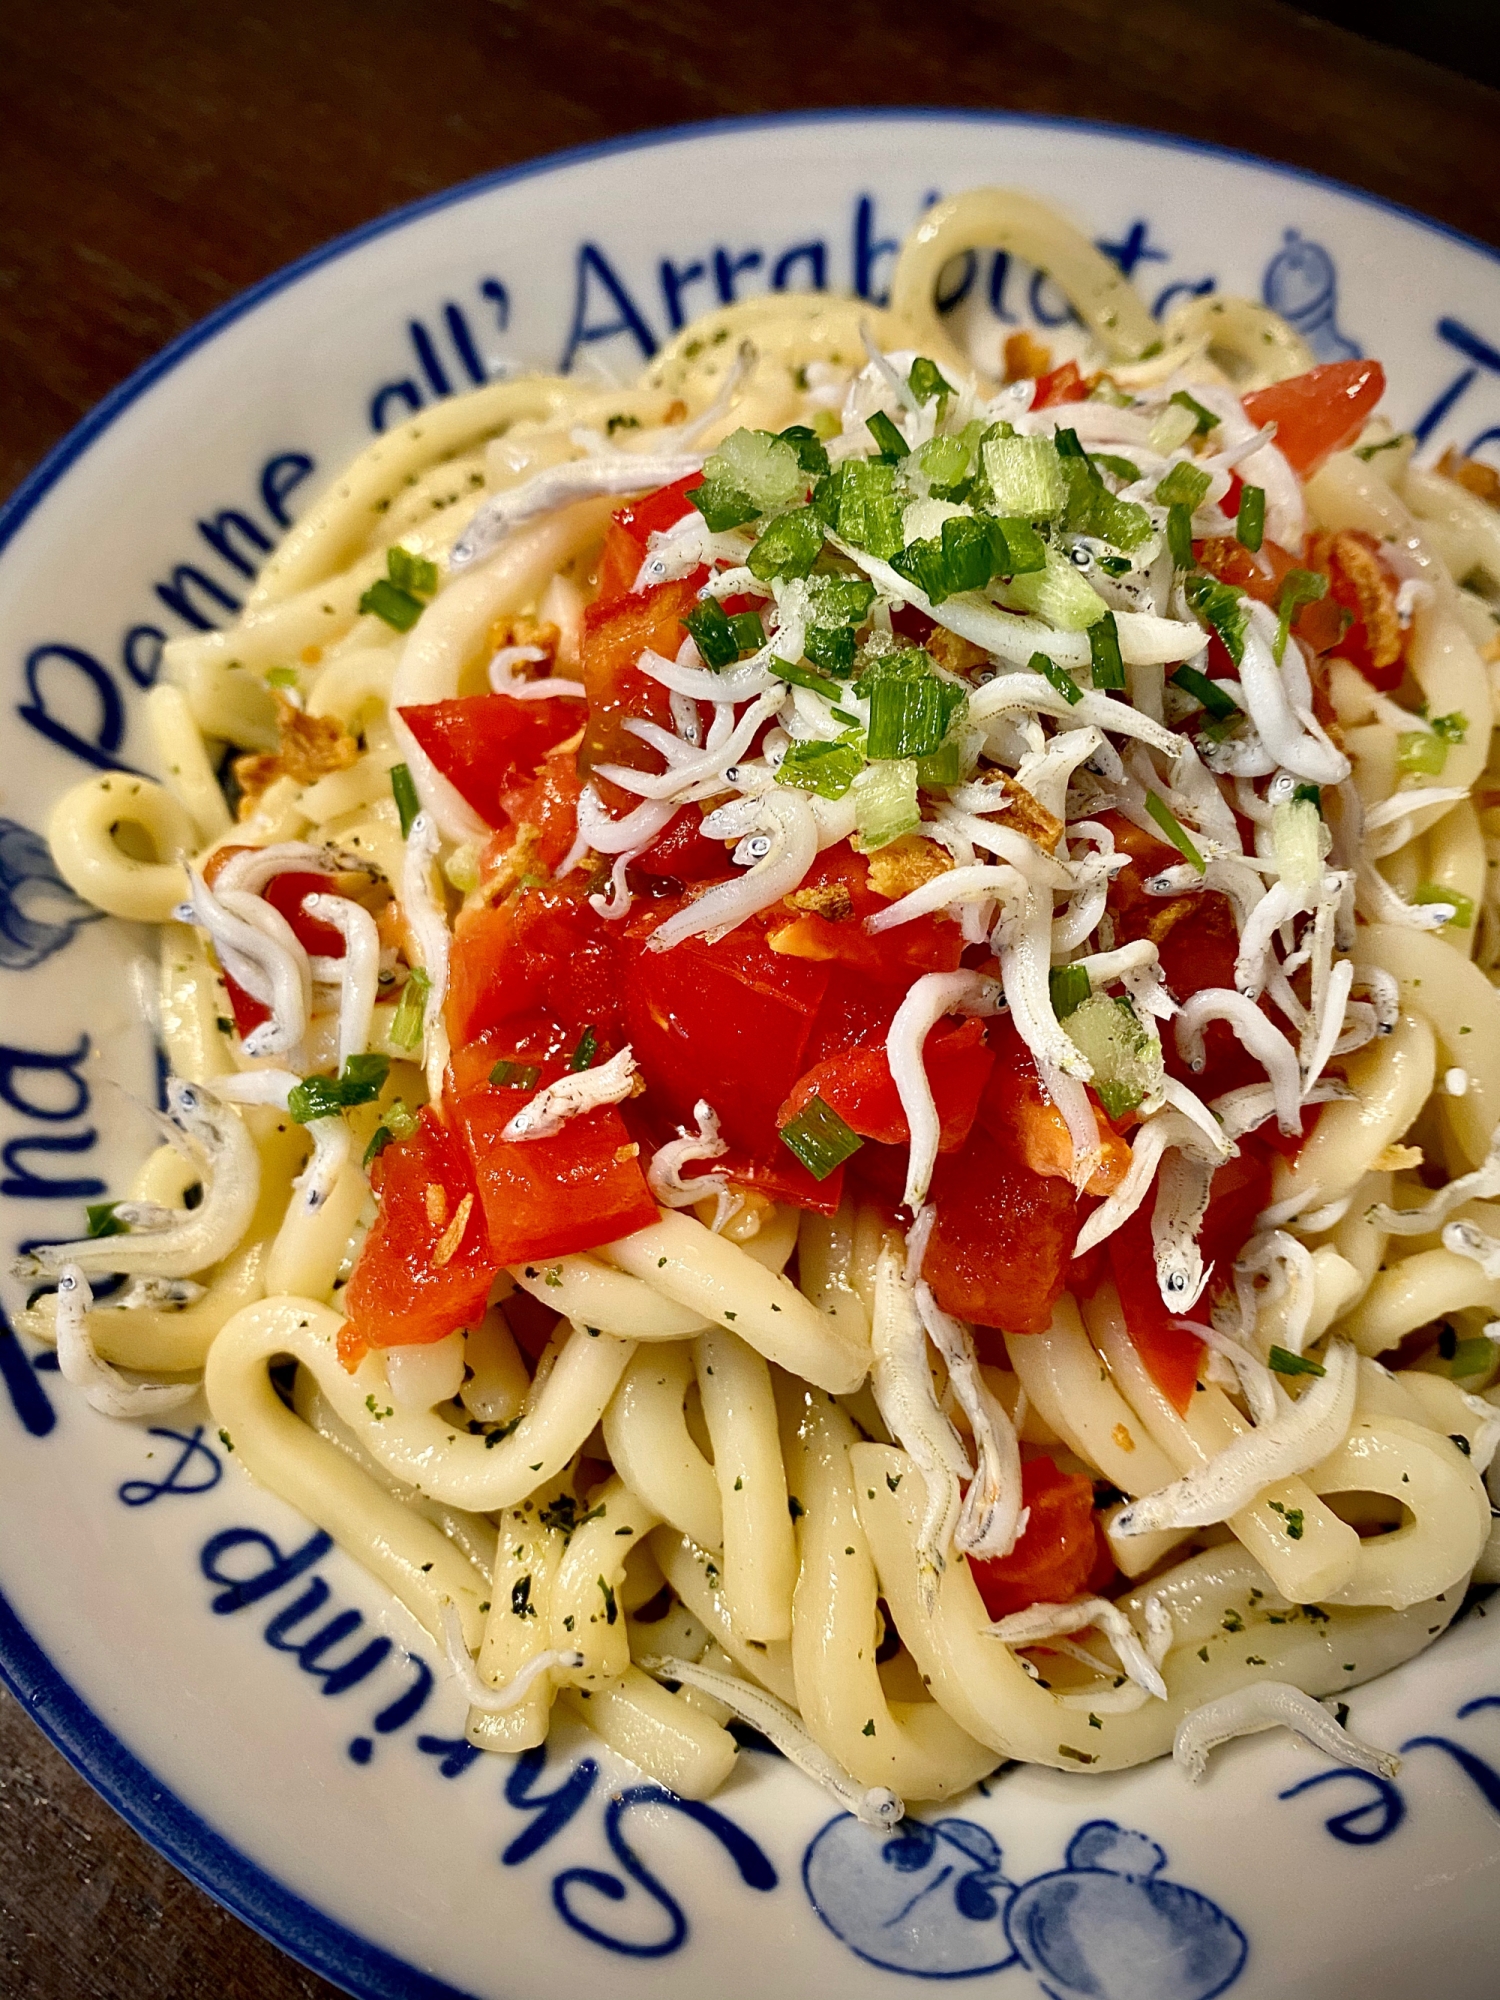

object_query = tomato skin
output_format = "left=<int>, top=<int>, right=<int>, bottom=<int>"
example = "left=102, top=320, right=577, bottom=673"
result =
left=446, top=886, right=626, bottom=1053
left=1031, top=360, right=1089, bottom=409
left=398, top=693, right=586, bottom=830
left=592, top=476, right=702, bottom=609
left=967, top=1457, right=1100, bottom=1619
left=219, top=868, right=347, bottom=1038
left=1241, top=359, right=1386, bottom=478
left=344, top=1107, right=497, bottom=1348
left=979, top=1018, right=1131, bottom=1196
left=623, top=907, right=831, bottom=1160
left=483, top=745, right=586, bottom=880
left=778, top=1016, right=993, bottom=1151
left=922, top=1126, right=1080, bottom=1334
left=634, top=805, right=734, bottom=884
left=451, top=1077, right=658, bottom=1266
left=763, top=844, right=964, bottom=982
left=579, top=572, right=707, bottom=810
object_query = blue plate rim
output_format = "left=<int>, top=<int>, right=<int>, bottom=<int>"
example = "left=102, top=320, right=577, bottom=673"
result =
left=1, top=102, right=1497, bottom=2000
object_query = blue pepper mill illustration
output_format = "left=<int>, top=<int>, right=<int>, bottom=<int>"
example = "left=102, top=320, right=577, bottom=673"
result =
left=1261, top=230, right=1361, bottom=364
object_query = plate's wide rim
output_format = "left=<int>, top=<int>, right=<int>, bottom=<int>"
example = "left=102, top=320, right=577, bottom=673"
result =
left=2, top=103, right=1498, bottom=2000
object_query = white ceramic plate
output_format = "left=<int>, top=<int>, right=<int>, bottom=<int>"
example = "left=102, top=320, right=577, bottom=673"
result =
left=4, top=112, right=1500, bottom=2000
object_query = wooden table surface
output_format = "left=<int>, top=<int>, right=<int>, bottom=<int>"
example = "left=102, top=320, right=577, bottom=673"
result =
left=2, top=1, right=1498, bottom=1994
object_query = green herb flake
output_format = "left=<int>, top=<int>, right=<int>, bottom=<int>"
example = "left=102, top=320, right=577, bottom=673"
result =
left=862, top=1718, right=877, bottom=1737
left=597, top=1576, right=618, bottom=1625
left=85, top=1200, right=129, bottom=1240
left=288, top=1052, right=390, bottom=1124
left=512, top=1574, right=536, bottom=1619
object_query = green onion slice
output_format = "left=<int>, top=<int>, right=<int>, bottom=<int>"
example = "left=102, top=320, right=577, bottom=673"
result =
left=1145, top=791, right=1206, bottom=873
left=390, top=762, right=421, bottom=838
left=780, top=1094, right=863, bottom=1180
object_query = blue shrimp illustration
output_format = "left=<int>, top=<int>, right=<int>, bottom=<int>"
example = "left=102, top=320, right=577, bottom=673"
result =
left=1261, top=231, right=1361, bottom=363
left=804, top=1814, right=1246, bottom=1997
left=0, top=818, right=99, bottom=969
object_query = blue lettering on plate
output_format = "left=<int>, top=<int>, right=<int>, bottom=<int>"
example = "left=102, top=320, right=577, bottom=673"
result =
left=1414, top=317, right=1500, bottom=444
left=552, top=1784, right=777, bottom=1957
left=1281, top=1685, right=1500, bottom=1847
left=805, top=1815, right=1246, bottom=1997
left=118, top=1425, right=223, bottom=1506
left=0, top=836, right=100, bottom=971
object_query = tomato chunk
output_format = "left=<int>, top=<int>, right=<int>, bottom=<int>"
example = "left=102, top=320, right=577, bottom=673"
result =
left=1242, top=359, right=1385, bottom=479
left=451, top=1073, right=658, bottom=1266
left=922, top=1126, right=1080, bottom=1333
left=344, top=1107, right=497, bottom=1348
left=624, top=908, right=830, bottom=1160
left=579, top=572, right=706, bottom=808
left=762, top=843, right=963, bottom=981
left=979, top=1018, right=1130, bottom=1197
left=634, top=805, right=735, bottom=884
left=446, top=885, right=626, bottom=1053
left=399, top=693, right=586, bottom=830
left=1031, top=360, right=1089, bottom=409
left=968, top=1457, right=1101, bottom=1619
left=592, top=476, right=702, bottom=608
left=778, top=1016, right=993, bottom=1151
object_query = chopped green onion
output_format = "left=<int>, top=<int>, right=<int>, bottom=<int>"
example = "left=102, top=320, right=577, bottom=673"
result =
left=360, top=578, right=424, bottom=632
left=1166, top=503, right=1195, bottom=570
left=852, top=647, right=929, bottom=697
left=390, top=762, right=421, bottom=837
left=1169, top=388, right=1219, bottom=435
left=1170, top=664, right=1241, bottom=722
left=1397, top=730, right=1449, bottom=777
left=363, top=1097, right=416, bottom=1167
left=779, top=1093, right=863, bottom=1180
left=1049, top=964, right=1092, bottom=1018
left=851, top=758, right=920, bottom=850
left=830, top=706, right=860, bottom=727
left=687, top=478, right=759, bottom=532
left=1000, top=547, right=1106, bottom=631
left=914, top=433, right=971, bottom=497
left=730, top=608, right=766, bottom=653
left=989, top=517, right=1048, bottom=575
left=1092, top=453, right=1141, bottom=484
left=890, top=535, right=949, bottom=604
left=1268, top=1345, right=1326, bottom=1378
left=866, top=410, right=908, bottom=461
left=702, top=428, right=805, bottom=513
left=390, top=967, right=430, bottom=1050
left=1185, top=572, right=1249, bottom=666
left=387, top=545, right=439, bottom=597
left=866, top=675, right=966, bottom=760
left=490, top=1060, right=541, bottom=1090
left=804, top=624, right=857, bottom=676
left=813, top=459, right=904, bottom=560
left=1272, top=797, right=1323, bottom=891
left=1144, top=791, right=1206, bottom=873
left=748, top=506, right=824, bottom=581
left=1053, top=427, right=1088, bottom=462
left=769, top=656, right=839, bottom=694
left=682, top=597, right=741, bottom=670
left=1272, top=568, right=1328, bottom=664
left=1088, top=611, right=1125, bottom=691
left=980, top=431, right=1065, bottom=520
left=569, top=1025, right=598, bottom=1072
left=1413, top=882, right=1474, bottom=928
left=1432, top=711, right=1469, bottom=744
left=1236, top=483, right=1266, bottom=552
left=1057, top=448, right=1152, bottom=550
left=288, top=1053, right=391, bottom=1124
left=777, top=738, right=864, bottom=799
left=1063, top=993, right=1163, bottom=1120
left=807, top=574, right=876, bottom=626
left=1148, top=401, right=1199, bottom=454
left=85, top=1200, right=129, bottom=1239
left=1031, top=649, right=1083, bottom=705
left=1450, top=1335, right=1495, bottom=1378
left=264, top=665, right=299, bottom=690
left=777, top=424, right=830, bottom=476
left=1293, top=783, right=1322, bottom=808
left=940, top=515, right=998, bottom=594
left=908, top=357, right=953, bottom=406
left=1154, top=462, right=1213, bottom=510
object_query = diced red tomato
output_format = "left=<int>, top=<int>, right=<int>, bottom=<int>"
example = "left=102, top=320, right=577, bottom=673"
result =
left=979, top=1018, right=1131, bottom=1197
left=480, top=743, right=586, bottom=881
left=216, top=866, right=349, bottom=1039
left=343, top=1107, right=497, bottom=1349
left=1242, top=359, right=1386, bottom=479
left=446, top=885, right=626, bottom=1053
left=579, top=573, right=707, bottom=811
left=592, top=476, right=703, bottom=608
left=1031, top=360, right=1089, bottom=409
left=922, top=1127, right=1080, bottom=1333
left=398, top=693, right=586, bottom=830
left=634, top=805, right=735, bottom=884
left=450, top=1072, right=658, bottom=1266
left=778, top=1016, right=993, bottom=1151
left=623, top=904, right=831, bottom=1161
left=762, top=843, right=964, bottom=982
left=967, top=1457, right=1101, bottom=1618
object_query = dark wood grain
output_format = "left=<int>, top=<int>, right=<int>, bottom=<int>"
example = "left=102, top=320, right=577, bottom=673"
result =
left=1, top=2, right=1497, bottom=1994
